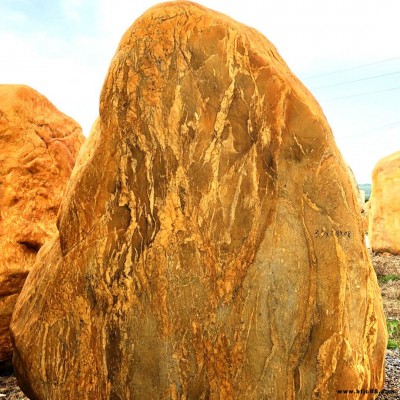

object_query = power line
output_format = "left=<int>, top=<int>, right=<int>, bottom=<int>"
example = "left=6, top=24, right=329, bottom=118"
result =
left=304, top=56, right=400, bottom=80
left=322, top=85, right=400, bottom=101
left=313, top=70, right=400, bottom=89
left=349, top=120, right=400, bottom=137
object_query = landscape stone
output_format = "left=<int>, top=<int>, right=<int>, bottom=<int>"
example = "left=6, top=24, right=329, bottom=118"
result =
left=0, top=84, right=84, bottom=369
left=11, top=3, right=387, bottom=399
left=369, top=151, right=400, bottom=255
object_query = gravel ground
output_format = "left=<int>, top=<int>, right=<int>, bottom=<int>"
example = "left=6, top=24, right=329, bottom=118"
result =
left=377, top=349, right=400, bottom=399
left=0, top=373, right=27, bottom=400
left=1, top=252, right=399, bottom=399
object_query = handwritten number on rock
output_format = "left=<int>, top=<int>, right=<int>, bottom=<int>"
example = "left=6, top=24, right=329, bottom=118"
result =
left=315, top=229, right=351, bottom=239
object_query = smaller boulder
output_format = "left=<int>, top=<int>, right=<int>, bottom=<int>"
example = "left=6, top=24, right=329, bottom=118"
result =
left=0, top=84, right=84, bottom=369
left=369, top=151, right=400, bottom=254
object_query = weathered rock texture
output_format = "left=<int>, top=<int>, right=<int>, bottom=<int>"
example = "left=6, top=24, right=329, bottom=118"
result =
left=0, top=84, right=84, bottom=369
left=369, top=151, right=400, bottom=254
left=11, top=3, right=387, bottom=399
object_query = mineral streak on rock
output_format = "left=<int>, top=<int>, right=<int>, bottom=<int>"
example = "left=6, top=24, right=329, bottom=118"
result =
left=369, top=151, right=400, bottom=255
left=0, top=84, right=84, bottom=369
left=11, top=2, right=387, bottom=399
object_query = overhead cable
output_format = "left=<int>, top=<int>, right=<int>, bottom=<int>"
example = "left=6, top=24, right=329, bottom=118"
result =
left=304, top=56, right=400, bottom=80
left=322, top=85, right=400, bottom=101
left=313, top=70, right=400, bottom=89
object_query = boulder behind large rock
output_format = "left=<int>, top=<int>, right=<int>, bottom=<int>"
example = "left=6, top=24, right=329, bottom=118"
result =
left=11, top=3, right=386, bottom=399
left=0, top=84, right=84, bottom=369
left=369, top=151, right=400, bottom=254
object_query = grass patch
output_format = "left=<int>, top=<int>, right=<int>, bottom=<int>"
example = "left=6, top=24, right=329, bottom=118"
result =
left=388, top=339, right=399, bottom=350
left=387, top=319, right=400, bottom=349
left=378, top=274, right=400, bottom=284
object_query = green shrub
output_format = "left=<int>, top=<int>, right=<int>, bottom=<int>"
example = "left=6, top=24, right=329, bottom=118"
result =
left=387, top=319, right=400, bottom=349
left=378, top=274, right=400, bottom=284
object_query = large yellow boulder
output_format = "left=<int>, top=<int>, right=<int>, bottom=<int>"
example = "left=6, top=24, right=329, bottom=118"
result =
left=11, top=3, right=386, bottom=399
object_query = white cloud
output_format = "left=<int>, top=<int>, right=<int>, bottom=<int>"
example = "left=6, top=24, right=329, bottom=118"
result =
left=3, top=10, right=27, bottom=24
left=61, top=0, right=84, bottom=22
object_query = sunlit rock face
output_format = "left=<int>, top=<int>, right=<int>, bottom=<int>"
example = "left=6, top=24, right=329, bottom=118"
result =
left=369, top=150, right=400, bottom=255
left=11, top=2, right=386, bottom=399
left=0, top=84, right=84, bottom=370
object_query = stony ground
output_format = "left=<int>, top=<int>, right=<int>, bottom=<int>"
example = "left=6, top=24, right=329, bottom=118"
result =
left=1, top=252, right=399, bottom=399
left=0, top=374, right=27, bottom=400
left=373, top=251, right=400, bottom=400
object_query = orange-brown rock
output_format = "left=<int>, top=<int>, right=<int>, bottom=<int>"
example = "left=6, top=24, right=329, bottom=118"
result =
left=11, top=3, right=387, bottom=399
left=369, top=151, right=400, bottom=254
left=0, top=84, right=84, bottom=369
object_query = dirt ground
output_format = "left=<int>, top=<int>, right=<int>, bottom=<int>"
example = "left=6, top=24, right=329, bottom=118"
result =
left=372, top=251, right=400, bottom=320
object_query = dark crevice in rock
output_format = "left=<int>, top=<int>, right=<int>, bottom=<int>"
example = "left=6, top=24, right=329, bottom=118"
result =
left=17, top=240, right=42, bottom=254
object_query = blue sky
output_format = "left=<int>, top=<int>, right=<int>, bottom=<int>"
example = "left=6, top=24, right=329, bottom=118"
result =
left=1, top=0, right=399, bottom=183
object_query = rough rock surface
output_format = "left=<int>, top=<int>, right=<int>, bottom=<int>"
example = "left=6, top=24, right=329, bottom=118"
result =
left=369, top=151, right=400, bottom=255
left=11, top=3, right=387, bottom=399
left=0, top=84, right=84, bottom=369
